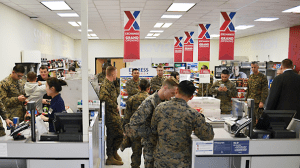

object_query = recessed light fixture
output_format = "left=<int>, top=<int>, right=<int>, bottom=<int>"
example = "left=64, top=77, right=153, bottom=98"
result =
left=150, top=30, right=164, bottom=33
left=145, top=37, right=156, bottom=39
left=254, top=18, right=279, bottom=22
left=153, top=33, right=160, bottom=37
left=161, top=15, right=182, bottom=19
left=68, top=21, right=79, bottom=27
left=90, top=34, right=97, bottom=37
left=78, top=29, right=93, bottom=32
left=167, top=3, right=196, bottom=12
left=162, top=23, right=172, bottom=28
left=282, top=5, right=300, bottom=13
left=89, top=37, right=100, bottom=39
left=154, top=23, right=164, bottom=28
left=235, top=25, right=255, bottom=30
left=41, top=1, right=72, bottom=11
left=77, top=22, right=82, bottom=25
left=210, top=34, right=220, bottom=38
left=147, top=33, right=154, bottom=36
left=57, top=13, right=79, bottom=17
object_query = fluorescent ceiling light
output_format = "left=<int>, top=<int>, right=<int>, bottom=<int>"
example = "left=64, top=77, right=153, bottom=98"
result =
left=77, top=22, right=81, bottom=25
left=145, top=37, right=156, bottom=39
left=210, top=34, right=220, bottom=38
left=78, top=29, right=93, bottom=32
left=161, top=15, right=182, bottom=19
left=90, top=34, right=97, bottom=37
left=89, top=37, right=99, bottom=39
left=41, top=1, right=72, bottom=11
left=150, top=30, right=164, bottom=33
left=88, top=34, right=91, bottom=37
left=167, top=3, right=195, bottom=12
left=68, top=22, right=79, bottom=27
left=154, top=23, right=164, bottom=28
left=153, top=33, right=160, bottom=37
left=235, top=25, right=255, bottom=30
left=147, top=33, right=154, bottom=36
left=282, top=5, right=300, bottom=13
left=254, top=18, right=279, bottom=22
left=57, top=13, right=79, bottom=17
left=162, top=23, right=172, bottom=28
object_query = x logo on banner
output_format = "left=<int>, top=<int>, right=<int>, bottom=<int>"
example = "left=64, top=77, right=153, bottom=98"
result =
left=174, top=37, right=183, bottom=47
left=198, top=24, right=211, bottom=39
left=184, top=31, right=194, bottom=44
left=220, top=12, right=236, bottom=31
left=124, top=11, right=140, bottom=30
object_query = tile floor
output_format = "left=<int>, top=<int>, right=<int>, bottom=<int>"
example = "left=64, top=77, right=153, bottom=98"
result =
left=105, top=148, right=144, bottom=168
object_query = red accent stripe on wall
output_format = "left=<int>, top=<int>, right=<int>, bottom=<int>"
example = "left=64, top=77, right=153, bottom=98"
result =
left=289, top=25, right=300, bottom=73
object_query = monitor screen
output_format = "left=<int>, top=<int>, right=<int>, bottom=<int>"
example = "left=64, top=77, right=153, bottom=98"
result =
left=256, top=110, right=296, bottom=130
left=53, top=113, right=82, bottom=134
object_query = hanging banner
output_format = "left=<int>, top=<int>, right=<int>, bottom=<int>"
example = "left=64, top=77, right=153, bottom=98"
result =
left=184, top=31, right=194, bottom=62
left=198, top=24, right=211, bottom=61
left=219, top=12, right=236, bottom=60
left=174, top=36, right=183, bottom=62
left=124, top=11, right=140, bottom=62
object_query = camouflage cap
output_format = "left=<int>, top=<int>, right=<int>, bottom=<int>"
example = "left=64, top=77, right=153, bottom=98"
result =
left=102, top=62, right=110, bottom=69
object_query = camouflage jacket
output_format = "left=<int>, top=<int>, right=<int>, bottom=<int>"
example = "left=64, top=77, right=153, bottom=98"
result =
left=209, top=80, right=237, bottom=112
left=126, top=78, right=140, bottom=99
left=0, top=102, right=7, bottom=136
left=129, top=92, right=162, bottom=138
left=99, top=78, right=120, bottom=125
left=197, top=75, right=214, bottom=97
left=150, top=75, right=166, bottom=92
left=247, top=72, right=268, bottom=104
left=96, top=72, right=106, bottom=84
left=123, top=91, right=149, bottom=128
left=0, top=75, right=26, bottom=121
left=151, top=98, right=214, bottom=167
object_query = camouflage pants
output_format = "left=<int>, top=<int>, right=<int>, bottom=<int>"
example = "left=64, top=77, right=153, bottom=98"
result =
left=106, top=122, right=124, bottom=157
left=130, top=136, right=142, bottom=168
left=154, top=161, right=190, bottom=168
left=0, top=120, right=5, bottom=137
left=142, top=136, right=156, bottom=168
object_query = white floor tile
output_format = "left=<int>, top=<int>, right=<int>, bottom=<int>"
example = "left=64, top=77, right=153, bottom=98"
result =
left=105, top=148, right=144, bottom=168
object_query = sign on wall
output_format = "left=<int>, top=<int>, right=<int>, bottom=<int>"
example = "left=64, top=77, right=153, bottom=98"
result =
left=184, top=31, right=194, bottom=62
left=124, top=11, right=140, bottom=62
left=198, top=24, right=211, bottom=61
left=219, top=12, right=236, bottom=60
left=174, top=36, right=183, bottom=62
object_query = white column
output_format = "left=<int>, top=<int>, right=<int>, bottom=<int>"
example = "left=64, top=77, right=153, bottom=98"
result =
left=81, top=0, right=88, bottom=142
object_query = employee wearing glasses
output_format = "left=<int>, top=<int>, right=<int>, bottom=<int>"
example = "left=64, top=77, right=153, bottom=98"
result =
left=0, top=65, right=28, bottom=122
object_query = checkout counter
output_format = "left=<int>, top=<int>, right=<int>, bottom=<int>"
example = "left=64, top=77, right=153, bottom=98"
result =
left=191, top=98, right=300, bottom=168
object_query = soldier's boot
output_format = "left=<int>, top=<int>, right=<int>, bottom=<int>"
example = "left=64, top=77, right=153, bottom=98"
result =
left=106, top=156, right=124, bottom=165
left=114, top=151, right=122, bottom=161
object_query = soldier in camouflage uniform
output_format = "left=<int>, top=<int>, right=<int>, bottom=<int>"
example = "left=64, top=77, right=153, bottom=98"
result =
left=123, top=79, right=150, bottom=168
left=99, top=66, right=124, bottom=165
left=96, top=62, right=109, bottom=84
left=0, top=101, right=14, bottom=137
left=0, top=65, right=27, bottom=122
left=127, top=78, right=178, bottom=168
left=209, top=69, right=237, bottom=114
left=247, top=62, right=268, bottom=124
left=197, top=65, right=214, bottom=97
left=126, top=68, right=140, bottom=99
left=151, top=80, right=214, bottom=168
left=150, top=65, right=166, bottom=93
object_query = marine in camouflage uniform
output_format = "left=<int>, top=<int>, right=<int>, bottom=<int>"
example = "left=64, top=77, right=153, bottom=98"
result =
left=0, top=101, right=8, bottom=137
left=99, top=78, right=124, bottom=161
left=97, top=72, right=106, bottom=84
left=0, top=75, right=26, bottom=121
left=209, top=79, right=237, bottom=114
left=124, top=91, right=149, bottom=168
left=150, top=76, right=165, bottom=92
left=126, top=78, right=140, bottom=99
left=247, top=72, right=268, bottom=121
left=197, top=75, right=213, bottom=97
left=128, top=92, right=162, bottom=168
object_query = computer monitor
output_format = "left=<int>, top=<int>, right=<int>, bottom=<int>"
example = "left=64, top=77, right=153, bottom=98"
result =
left=256, top=110, right=296, bottom=130
left=53, top=112, right=83, bottom=142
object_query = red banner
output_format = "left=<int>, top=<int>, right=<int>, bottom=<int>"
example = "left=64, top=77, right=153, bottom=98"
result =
left=180, top=69, right=191, bottom=74
left=124, top=11, right=140, bottom=62
left=289, top=25, right=300, bottom=73
left=174, top=37, right=183, bottom=62
left=198, top=24, right=210, bottom=61
left=219, top=12, right=236, bottom=60
left=184, top=31, right=194, bottom=62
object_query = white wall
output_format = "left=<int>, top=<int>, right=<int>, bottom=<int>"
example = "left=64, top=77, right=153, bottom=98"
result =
left=0, top=3, right=74, bottom=80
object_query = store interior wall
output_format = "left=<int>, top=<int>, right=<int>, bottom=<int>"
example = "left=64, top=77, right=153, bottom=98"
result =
left=0, top=3, right=75, bottom=80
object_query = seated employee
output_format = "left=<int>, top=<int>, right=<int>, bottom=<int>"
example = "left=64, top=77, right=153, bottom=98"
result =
left=151, top=80, right=214, bottom=167
left=40, top=77, right=67, bottom=132
left=209, top=69, right=237, bottom=114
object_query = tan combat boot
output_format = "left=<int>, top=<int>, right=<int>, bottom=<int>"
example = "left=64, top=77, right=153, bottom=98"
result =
left=114, top=151, right=123, bottom=161
left=106, top=156, right=124, bottom=165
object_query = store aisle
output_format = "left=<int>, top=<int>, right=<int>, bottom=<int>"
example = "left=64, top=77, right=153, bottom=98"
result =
left=105, top=148, right=145, bottom=168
